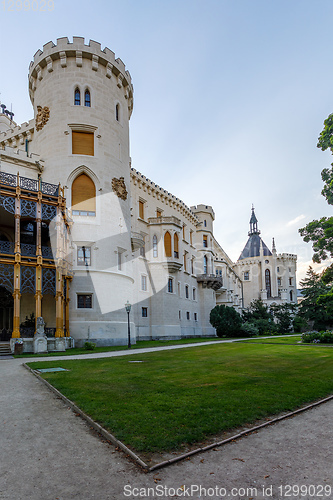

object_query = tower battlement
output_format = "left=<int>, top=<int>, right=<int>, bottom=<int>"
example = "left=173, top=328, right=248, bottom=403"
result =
left=28, top=37, right=134, bottom=116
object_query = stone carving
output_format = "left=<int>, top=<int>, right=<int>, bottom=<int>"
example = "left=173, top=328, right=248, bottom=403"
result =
left=112, top=177, right=128, bottom=201
left=35, top=316, right=45, bottom=336
left=35, top=106, right=50, bottom=131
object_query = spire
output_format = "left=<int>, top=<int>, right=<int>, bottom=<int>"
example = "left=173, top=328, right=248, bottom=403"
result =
left=272, top=237, right=276, bottom=253
left=249, top=205, right=260, bottom=236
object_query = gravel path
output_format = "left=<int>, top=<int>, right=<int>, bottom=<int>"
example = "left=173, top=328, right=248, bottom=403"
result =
left=1, top=342, right=332, bottom=500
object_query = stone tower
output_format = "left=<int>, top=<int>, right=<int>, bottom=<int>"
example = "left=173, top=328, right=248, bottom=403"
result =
left=28, top=37, right=135, bottom=345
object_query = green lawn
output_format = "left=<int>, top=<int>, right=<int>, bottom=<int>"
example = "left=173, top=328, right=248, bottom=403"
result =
left=28, top=342, right=333, bottom=454
left=241, top=335, right=303, bottom=344
left=16, top=336, right=223, bottom=357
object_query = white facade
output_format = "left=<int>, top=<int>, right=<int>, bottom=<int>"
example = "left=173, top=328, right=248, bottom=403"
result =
left=0, top=37, right=297, bottom=347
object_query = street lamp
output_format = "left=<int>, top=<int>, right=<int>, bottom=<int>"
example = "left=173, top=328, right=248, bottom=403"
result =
left=125, top=300, right=131, bottom=349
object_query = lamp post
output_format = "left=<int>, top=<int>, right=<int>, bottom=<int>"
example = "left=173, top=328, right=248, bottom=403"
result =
left=125, top=300, right=131, bottom=349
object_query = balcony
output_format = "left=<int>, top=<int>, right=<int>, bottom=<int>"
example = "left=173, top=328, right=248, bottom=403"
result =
left=197, top=274, right=223, bottom=291
left=148, top=216, right=182, bottom=228
left=162, top=258, right=183, bottom=273
left=0, top=171, right=59, bottom=197
left=131, top=231, right=145, bottom=251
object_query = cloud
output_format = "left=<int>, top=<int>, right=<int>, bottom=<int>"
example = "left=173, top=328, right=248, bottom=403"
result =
left=287, top=214, right=306, bottom=227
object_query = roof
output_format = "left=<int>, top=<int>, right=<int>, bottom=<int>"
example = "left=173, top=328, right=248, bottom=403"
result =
left=238, top=233, right=272, bottom=260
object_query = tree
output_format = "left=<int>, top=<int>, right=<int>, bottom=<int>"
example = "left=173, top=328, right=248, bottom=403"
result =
left=210, top=305, right=242, bottom=338
left=241, top=299, right=276, bottom=335
left=298, top=267, right=331, bottom=330
left=270, top=303, right=297, bottom=333
left=299, top=113, right=333, bottom=311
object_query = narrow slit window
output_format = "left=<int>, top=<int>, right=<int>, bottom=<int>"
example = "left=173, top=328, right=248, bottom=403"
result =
left=84, top=90, right=91, bottom=107
left=74, top=88, right=81, bottom=106
left=116, top=103, right=120, bottom=122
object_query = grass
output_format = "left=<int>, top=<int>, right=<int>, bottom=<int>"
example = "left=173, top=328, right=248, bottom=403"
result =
left=241, top=335, right=303, bottom=344
left=28, top=342, right=333, bottom=455
left=15, top=336, right=233, bottom=358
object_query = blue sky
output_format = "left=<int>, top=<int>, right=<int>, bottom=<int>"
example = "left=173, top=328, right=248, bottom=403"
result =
left=1, top=0, right=333, bottom=284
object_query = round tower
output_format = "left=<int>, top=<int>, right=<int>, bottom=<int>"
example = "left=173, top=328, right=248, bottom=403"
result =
left=28, top=37, right=135, bottom=345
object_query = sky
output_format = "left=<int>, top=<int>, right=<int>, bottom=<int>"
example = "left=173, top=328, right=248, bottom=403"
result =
left=1, top=0, right=333, bottom=285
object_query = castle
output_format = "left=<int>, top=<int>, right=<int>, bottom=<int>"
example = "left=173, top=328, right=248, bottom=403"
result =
left=0, top=37, right=297, bottom=351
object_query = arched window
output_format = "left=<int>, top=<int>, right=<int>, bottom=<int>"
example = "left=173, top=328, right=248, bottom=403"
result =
left=290, top=290, right=293, bottom=302
left=174, top=233, right=179, bottom=258
left=203, top=255, right=208, bottom=274
left=153, top=235, right=158, bottom=258
left=84, top=89, right=91, bottom=107
left=265, top=269, right=271, bottom=298
left=72, top=173, right=96, bottom=216
left=164, top=231, right=172, bottom=257
left=115, top=103, right=120, bottom=122
left=74, top=88, right=81, bottom=106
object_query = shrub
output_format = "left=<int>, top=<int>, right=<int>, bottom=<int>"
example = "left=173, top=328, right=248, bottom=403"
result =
left=240, top=322, right=259, bottom=337
left=84, top=341, right=96, bottom=350
left=210, top=305, right=242, bottom=338
left=301, top=331, right=333, bottom=344
left=251, top=318, right=277, bottom=336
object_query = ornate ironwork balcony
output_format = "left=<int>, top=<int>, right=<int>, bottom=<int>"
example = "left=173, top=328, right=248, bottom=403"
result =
left=0, top=171, right=59, bottom=196
left=0, top=241, right=15, bottom=254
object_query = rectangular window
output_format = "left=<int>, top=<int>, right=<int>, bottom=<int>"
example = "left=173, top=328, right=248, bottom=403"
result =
left=77, top=294, right=92, bottom=309
left=193, top=288, right=196, bottom=301
left=183, top=225, right=186, bottom=240
left=186, top=311, right=190, bottom=320
left=244, top=271, right=249, bottom=281
left=191, top=258, right=194, bottom=274
left=178, top=282, right=181, bottom=296
left=203, top=235, right=208, bottom=248
left=289, top=277, right=293, bottom=286
left=139, top=200, right=144, bottom=219
left=142, top=307, right=148, bottom=317
left=194, top=313, right=198, bottom=321
left=156, top=209, right=162, bottom=218
left=289, top=267, right=292, bottom=273
left=277, top=267, right=280, bottom=273
left=204, top=220, right=207, bottom=227
left=72, top=131, right=94, bottom=156
left=168, top=278, right=173, bottom=293
left=190, top=230, right=193, bottom=245
left=141, top=274, right=147, bottom=291
left=77, top=246, right=91, bottom=266
left=179, top=310, right=182, bottom=320
left=185, top=285, right=189, bottom=299
left=277, top=277, right=282, bottom=286
left=183, top=252, right=187, bottom=272
left=118, top=251, right=122, bottom=270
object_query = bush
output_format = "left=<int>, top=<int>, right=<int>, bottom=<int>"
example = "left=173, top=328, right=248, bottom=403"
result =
left=84, top=341, right=96, bottom=350
left=240, top=322, right=259, bottom=337
left=210, top=305, right=242, bottom=338
left=251, top=318, right=277, bottom=336
left=293, top=315, right=308, bottom=333
left=301, top=331, right=333, bottom=344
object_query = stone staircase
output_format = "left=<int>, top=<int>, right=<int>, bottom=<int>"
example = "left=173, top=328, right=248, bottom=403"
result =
left=0, top=342, right=12, bottom=356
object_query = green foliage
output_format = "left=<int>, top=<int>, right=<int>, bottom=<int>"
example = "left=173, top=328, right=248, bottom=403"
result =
left=292, top=315, right=307, bottom=333
left=298, top=267, right=332, bottom=330
left=210, top=305, right=242, bottom=337
left=242, top=299, right=272, bottom=321
left=270, top=303, right=297, bottom=334
left=240, top=321, right=259, bottom=337
left=302, top=330, right=333, bottom=344
left=84, top=341, right=96, bottom=350
left=299, top=113, right=333, bottom=264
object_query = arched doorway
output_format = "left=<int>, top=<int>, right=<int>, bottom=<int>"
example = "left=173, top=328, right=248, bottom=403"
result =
left=0, top=286, right=13, bottom=341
